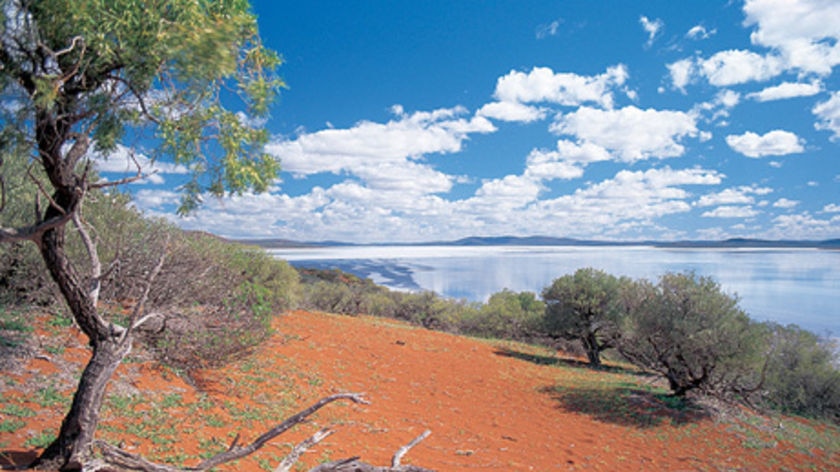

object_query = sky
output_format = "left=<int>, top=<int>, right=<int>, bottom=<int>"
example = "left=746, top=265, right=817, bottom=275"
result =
left=101, top=0, right=840, bottom=243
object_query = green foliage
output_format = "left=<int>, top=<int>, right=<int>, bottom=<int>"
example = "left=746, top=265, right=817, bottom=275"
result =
left=1, top=0, right=285, bottom=213
left=618, top=272, right=763, bottom=397
left=542, top=268, right=626, bottom=366
left=459, top=289, right=544, bottom=341
left=758, top=323, right=840, bottom=422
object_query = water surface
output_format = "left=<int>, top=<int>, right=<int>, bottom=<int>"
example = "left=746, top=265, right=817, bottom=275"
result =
left=271, top=245, right=839, bottom=335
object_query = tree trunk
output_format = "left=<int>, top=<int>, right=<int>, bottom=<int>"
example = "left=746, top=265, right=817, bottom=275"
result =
left=37, top=338, right=129, bottom=470
left=582, top=333, right=602, bottom=367
left=32, top=209, right=128, bottom=470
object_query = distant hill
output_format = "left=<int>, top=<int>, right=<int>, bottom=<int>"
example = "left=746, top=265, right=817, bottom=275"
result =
left=243, top=235, right=840, bottom=250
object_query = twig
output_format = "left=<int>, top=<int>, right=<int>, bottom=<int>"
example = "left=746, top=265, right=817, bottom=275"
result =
left=195, top=393, right=369, bottom=470
left=274, top=428, right=334, bottom=472
left=392, top=430, right=431, bottom=468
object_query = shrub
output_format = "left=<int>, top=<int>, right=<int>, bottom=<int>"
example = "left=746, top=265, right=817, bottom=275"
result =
left=618, top=272, right=764, bottom=397
left=459, top=289, right=543, bottom=341
left=541, top=268, right=627, bottom=366
left=758, top=323, right=840, bottom=422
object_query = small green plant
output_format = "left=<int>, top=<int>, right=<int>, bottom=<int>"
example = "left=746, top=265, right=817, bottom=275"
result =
left=1, top=403, right=36, bottom=417
left=24, top=430, right=56, bottom=449
left=160, top=393, right=184, bottom=409
left=34, top=385, right=66, bottom=407
left=0, top=419, right=26, bottom=433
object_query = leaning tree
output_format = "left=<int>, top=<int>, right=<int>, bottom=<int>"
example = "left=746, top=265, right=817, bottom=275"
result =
left=0, top=0, right=288, bottom=470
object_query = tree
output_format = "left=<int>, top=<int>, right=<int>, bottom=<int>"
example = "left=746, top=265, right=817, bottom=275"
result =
left=0, top=1, right=283, bottom=469
left=541, top=268, right=625, bottom=367
left=759, top=323, right=840, bottom=421
left=618, top=272, right=763, bottom=397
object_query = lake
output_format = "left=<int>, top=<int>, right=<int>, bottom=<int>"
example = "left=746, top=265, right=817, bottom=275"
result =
left=270, top=245, right=840, bottom=336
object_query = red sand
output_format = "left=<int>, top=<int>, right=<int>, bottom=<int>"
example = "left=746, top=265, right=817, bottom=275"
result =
left=1, top=310, right=837, bottom=471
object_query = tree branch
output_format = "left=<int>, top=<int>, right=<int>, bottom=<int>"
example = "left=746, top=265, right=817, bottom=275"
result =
left=392, top=430, right=431, bottom=468
left=274, top=428, right=335, bottom=472
left=195, top=393, right=370, bottom=470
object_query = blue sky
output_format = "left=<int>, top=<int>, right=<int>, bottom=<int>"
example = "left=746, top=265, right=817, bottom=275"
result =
left=103, top=0, right=840, bottom=243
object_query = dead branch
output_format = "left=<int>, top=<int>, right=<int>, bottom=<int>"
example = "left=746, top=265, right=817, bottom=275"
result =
left=274, top=428, right=334, bottom=472
left=392, top=430, right=431, bottom=468
left=196, top=392, right=370, bottom=470
left=309, top=430, right=435, bottom=472
left=88, top=393, right=435, bottom=472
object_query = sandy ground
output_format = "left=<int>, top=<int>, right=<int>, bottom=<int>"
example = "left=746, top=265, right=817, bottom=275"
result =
left=1, top=310, right=837, bottom=471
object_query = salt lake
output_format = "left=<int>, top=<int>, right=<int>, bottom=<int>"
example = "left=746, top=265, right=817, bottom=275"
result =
left=270, top=245, right=839, bottom=336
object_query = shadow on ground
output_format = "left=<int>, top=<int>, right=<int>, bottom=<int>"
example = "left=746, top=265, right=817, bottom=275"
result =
left=0, top=449, right=37, bottom=470
left=540, top=385, right=711, bottom=428
left=493, top=347, right=638, bottom=375
left=494, top=347, right=709, bottom=428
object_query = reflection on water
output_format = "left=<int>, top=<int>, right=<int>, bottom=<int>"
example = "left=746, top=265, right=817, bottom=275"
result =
left=271, top=246, right=840, bottom=335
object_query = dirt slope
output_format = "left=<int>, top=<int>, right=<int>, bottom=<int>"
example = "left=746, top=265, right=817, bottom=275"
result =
left=1, top=310, right=838, bottom=471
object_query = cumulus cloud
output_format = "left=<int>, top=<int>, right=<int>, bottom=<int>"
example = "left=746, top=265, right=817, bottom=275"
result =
left=91, top=144, right=188, bottom=182
left=699, top=49, right=784, bottom=86
left=773, top=198, right=799, bottom=209
left=522, top=140, right=612, bottom=181
left=266, top=106, right=496, bottom=177
left=639, top=16, right=663, bottom=47
left=747, top=81, right=823, bottom=101
left=667, top=59, right=695, bottom=91
left=696, top=185, right=772, bottom=207
left=492, top=65, right=628, bottom=110
left=725, top=130, right=805, bottom=157
left=813, top=91, right=840, bottom=140
left=477, top=101, right=547, bottom=123
left=701, top=206, right=760, bottom=218
left=823, top=203, right=840, bottom=213
left=743, top=0, right=840, bottom=75
left=550, top=106, right=698, bottom=162
left=686, top=24, right=715, bottom=40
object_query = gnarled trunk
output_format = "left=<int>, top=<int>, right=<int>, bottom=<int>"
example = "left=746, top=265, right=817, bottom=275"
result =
left=32, top=189, right=130, bottom=470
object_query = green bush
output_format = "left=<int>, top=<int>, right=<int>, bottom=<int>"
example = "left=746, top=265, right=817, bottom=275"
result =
left=0, top=182, right=301, bottom=370
left=542, top=268, right=627, bottom=366
left=758, top=323, right=840, bottom=422
left=459, top=289, right=543, bottom=341
left=617, top=272, right=764, bottom=397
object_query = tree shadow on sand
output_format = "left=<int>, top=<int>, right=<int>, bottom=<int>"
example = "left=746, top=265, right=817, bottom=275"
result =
left=493, top=347, right=638, bottom=375
left=494, top=348, right=710, bottom=428
left=540, top=385, right=711, bottom=428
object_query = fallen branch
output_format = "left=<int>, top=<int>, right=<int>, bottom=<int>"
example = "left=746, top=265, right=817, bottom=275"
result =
left=91, top=393, right=371, bottom=471
left=309, top=430, right=435, bottom=472
left=87, top=392, right=436, bottom=472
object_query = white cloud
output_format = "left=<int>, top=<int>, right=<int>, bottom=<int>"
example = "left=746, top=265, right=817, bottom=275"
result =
left=492, top=65, right=628, bottom=109
left=773, top=198, right=799, bottom=209
left=696, top=185, right=773, bottom=207
left=767, top=212, right=840, bottom=239
left=823, top=203, right=840, bottom=213
left=667, top=59, right=695, bottom=91
left=91, top=144, right=188, bottom=178
left=701, top=206, right=760, bottom=218
left=522, top=140, right=612, bottom=181
left=699, top=49, right=784, bottom=86
left=266, top=106, right=496, bottom=177
left=725, top=130, right=805, bottom=157
left=747, top=81, right=822, bottom=101
left=550, top=106, right=698, bottom=162
left=686, top=24, right=715, bottom=40
left=477, top=101, right=547, bottom=123
left=640, top=16, right=663, bottom=47
left=813, top=91, right=840, bottom=141
left=743, top=0, right=840, bottom=75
